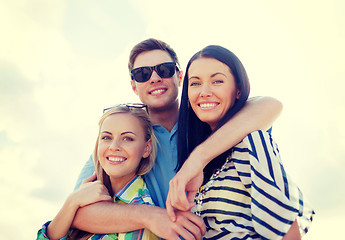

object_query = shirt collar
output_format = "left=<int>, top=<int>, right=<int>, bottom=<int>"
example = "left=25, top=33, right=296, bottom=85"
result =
left=152, top=122, right=178, bottom=134
left=114, top=175, right=145, bottom=204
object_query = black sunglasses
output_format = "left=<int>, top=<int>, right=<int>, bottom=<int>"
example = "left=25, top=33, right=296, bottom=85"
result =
left=103, top=103, right=148, bottom=113
left=131, top=62, right=180, bottom=83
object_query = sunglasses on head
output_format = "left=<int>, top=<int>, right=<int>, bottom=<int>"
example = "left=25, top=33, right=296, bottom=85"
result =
left=131, top=62, right=180, bottom=83
left=103, top=103, right=148, bottom=113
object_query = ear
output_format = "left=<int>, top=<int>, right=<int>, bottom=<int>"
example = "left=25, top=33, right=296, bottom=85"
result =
left=236, top=89, right=241, bottom=99
left=131, top=80, right=138, bottom=95
left=142, top=139, right=152, bottom=158
left=178, top=70, right=183, bottom=87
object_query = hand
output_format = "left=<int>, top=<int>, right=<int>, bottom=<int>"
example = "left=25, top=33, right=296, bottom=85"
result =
left=144, top=207, right=206, bottom=240
left=70, top=172, right=112, bottom=208
left=166, top=160, right=204, bottom=222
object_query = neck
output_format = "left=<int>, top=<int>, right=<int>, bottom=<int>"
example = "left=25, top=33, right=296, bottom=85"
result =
left=110, top=174, right=136, bottom=195
left=148, top=100, right=179, bottom=132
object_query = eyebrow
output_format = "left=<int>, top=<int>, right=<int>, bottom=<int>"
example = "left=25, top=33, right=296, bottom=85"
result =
left=121, top=131, right=137, bottom=136
left=101, top=131, right=137, bottom=136
left=101, top=131, right=112, bottom=135
left=189, top=72, right=226, bottom=80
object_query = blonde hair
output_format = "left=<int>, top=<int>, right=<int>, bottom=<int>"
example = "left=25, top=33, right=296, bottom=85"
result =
left=93, top=105, right=157, bottom=196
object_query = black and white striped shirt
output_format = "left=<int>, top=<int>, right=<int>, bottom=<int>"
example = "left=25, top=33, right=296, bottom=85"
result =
left=193, top=130, right=314, bottom=240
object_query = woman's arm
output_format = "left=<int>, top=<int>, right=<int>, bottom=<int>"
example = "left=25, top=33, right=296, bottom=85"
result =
left=167, top=96, right=283, bottom=220
left=46, top=194, right=81, bottom=239
left=189, top=96, right=282, bottom=169
left=46, top=173, right=111, bottom=239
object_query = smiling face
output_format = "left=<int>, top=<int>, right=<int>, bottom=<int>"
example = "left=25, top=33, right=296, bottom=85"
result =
left=188, top=57, right=240, bottom=130
left=97, top=113, right=152, bottom=193
left=131, top=49, right=182, bottom=111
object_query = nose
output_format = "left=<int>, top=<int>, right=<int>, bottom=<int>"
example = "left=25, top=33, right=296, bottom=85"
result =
left=109, top=139, right=121, bottom=151
left=149, top=70, right=162, bottom=84
left=200, top=84, right=212, bottom=98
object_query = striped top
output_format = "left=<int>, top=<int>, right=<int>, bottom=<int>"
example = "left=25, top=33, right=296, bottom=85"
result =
left=192, top=130, right=314, bottom=240
left=37, top=176, right=160, bottom=240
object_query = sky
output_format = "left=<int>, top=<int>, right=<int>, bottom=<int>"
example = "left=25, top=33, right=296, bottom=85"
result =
left=0, top=0, right=344, bottom=239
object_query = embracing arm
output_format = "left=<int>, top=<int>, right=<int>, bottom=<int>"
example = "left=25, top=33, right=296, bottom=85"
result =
left=167, top=96, right=283, bottom=218
left=72, top=202, right=205, bottom=240
left=46, top=194, right=80, bottom=239
left=72, top=201, right=146, bottom=233
left=46, top=173, right=111, bottom=239
left=189, top=96, right=282, bottom=168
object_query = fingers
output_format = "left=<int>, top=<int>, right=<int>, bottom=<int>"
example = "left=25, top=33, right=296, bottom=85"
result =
left=77, top=178, right=112, bottom=207
left=176, top=217, right=201, bottom=240
left=186, top=191, right=197, bottom=208
left=173, top=224, right=196, bottom=240
left=174, top=211, right=206, bottom=240
left=82, top=172, right=97, bottom=184
left=166, top=192, right=176, bottom=222
left=99, top=185, right=112, bottom=202
left=181, top=211, right=206, bottom=236
left=168, top=177, right=193, bottom=211
left=93, top=182, right=112, bottom=200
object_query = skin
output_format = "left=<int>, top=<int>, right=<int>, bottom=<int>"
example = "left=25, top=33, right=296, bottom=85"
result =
left=98, top=113, right=152, bottom=194
left=72, top=48, right=283, bottom=240
left=46, top=172, right=112, bottom=239
left=188, top=58, right=240, bottom=130
left=45, top=113, right=154, bottom=239
left=73, top=50, right=205, bottom=240
left=131, top=49, right=182, bottom=132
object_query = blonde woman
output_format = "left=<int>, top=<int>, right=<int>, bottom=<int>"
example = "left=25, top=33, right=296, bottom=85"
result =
left=37, top=104, right=159, bottom=240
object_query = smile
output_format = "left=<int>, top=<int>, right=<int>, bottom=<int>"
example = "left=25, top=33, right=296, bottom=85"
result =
left=149, top=88, right=167, bottom=95
left=199, top=102, right=219, bottom=109
left=107, top=156, right=126, bottom=164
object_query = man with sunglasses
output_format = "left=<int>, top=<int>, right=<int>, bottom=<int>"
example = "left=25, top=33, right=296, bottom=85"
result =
left=72, top=38, right=282, bottom=240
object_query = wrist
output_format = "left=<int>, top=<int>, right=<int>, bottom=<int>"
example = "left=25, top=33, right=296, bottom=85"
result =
left=65, top=193, right=80, bottom=212
left=188, top=144, right=214, bottom=170
left=140, top=205, right=162, bottom=230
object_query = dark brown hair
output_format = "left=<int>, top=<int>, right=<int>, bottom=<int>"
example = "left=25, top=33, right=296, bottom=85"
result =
left=128, top=38, right=180, bottom=71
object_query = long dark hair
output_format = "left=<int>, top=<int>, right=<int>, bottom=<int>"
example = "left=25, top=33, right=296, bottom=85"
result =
left=176, top=45, right=250, bottom=181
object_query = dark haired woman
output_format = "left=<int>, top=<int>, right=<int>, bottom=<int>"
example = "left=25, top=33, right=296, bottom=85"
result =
left=167, top=45, right=314, bottom=239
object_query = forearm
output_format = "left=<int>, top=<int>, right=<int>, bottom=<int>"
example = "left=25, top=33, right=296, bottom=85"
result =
left=190, top=96, right=282, bottom=168
left=72, top=201, right=153, bottom=233
left=47, top=195, right=79, bottom=239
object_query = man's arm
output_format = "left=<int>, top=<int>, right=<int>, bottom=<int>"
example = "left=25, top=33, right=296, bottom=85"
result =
left=72, top=202, right=205, bottom=240
left=167, top=96, right=283, bottom=218
left=72, top=154, right=206, bottom=239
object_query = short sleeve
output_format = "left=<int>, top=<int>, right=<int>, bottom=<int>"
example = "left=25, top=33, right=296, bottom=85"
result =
left=73, top=154, right=95, bottom=191
left=36, top=221, right=67, bottom=240
left=232, top=130, right=315, bottom=239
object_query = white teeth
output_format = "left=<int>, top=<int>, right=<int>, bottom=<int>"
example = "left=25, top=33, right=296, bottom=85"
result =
left=151, top=89, right=165, bottom=94
left=108, top=156, right=125, bottom=162
left=200, top=103, right=217, bottom=108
